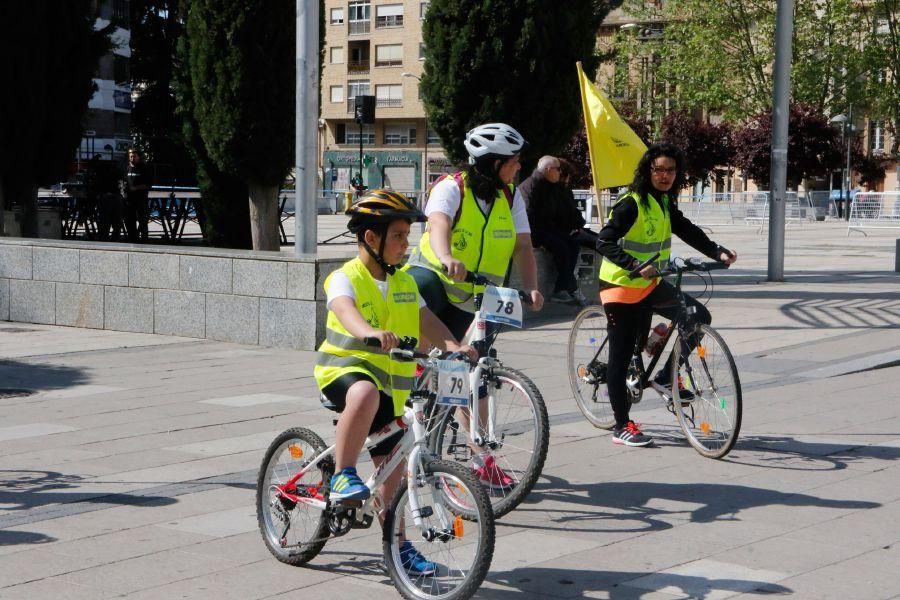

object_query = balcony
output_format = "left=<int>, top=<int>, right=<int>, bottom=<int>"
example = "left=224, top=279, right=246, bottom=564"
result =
left=375, top=15, right=403, bottom=28
left=348, top=59, right=370, bottom=74
left=348, top=20, right=370, bottom=35
left=376, top=98, right=402, bottom=108
left=374, top=59, right=402, bottom=68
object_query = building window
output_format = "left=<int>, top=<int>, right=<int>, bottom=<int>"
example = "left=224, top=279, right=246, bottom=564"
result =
left=347, top=79, right=370, bottom=99
left=330, top=46, right=344, bottom=64
left=330, top=86, right=344, bottom=103
left=338, top=123, right=375, bottom=145
left=113, top=54, right=130, bottom=84
left=375, top=44, right=403, bottom=67
left=330, top=7, right=344, bottom=24
left=375, top=4, right=403, bottom=28
left=426, top=128, right=440, bottom=144
left=375, top=84, right=402, bottom=107
left=348, top=1, right=370, bottom=34
left=418, top=42, right=426, bottom=60
left=384, top=123, right=416, bottom=145
left=869, top=120, right=885, bottom=153
left=420, top=1, right=430, bottom=20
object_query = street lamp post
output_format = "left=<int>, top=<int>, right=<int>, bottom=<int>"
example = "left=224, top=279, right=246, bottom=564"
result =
left=402, top=72, right=427, bottom=195
left=830, top=105, right=854, bottom=221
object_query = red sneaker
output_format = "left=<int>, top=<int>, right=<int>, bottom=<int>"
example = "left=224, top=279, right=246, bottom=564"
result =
left=474, top=455, right=517, bottom=488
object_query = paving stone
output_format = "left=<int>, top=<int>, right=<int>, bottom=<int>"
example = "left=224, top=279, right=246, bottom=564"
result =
left=258, top=297, right=316, bottom=349
left=0, top=278, right=8, bottom=320
left=205, top=293, right=258, bottom=345
left=129, top=252, right=179, bottom=289
left=0, top=245, right=31, bottom=279
left=80, top=250, right=128, bottom=286
left=33, top=246, right=79, bottom=282
left=233, top=259, right=286, bottom=298
left=154, top=289, right=205, bottom=338
left=56, top=283, right=103, bottom=328
left=286, top=261, right=316, bottom=300
left=180, top=255, right=232, bottom=294
left=104, top=286, right=153, bottom=333
left=9, top=279, right=55, bottom=324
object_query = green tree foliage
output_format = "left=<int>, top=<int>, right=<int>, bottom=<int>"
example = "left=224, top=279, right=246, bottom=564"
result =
left=618, top=0, right=868, bottom=122
left=421, top=0, right=613, bottom=168
left=0, top=2, right=111, bottom=235
left=860, top=0, right=900, bottom=155
left=732, top=104, right=843, bottom=188
left=182, top=0, right=294, bottom=250
left=660, top=111, right=735, bottom=189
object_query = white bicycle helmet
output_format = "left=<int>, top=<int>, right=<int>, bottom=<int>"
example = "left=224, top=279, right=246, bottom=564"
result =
left=464, top=123, right=526, bottom=162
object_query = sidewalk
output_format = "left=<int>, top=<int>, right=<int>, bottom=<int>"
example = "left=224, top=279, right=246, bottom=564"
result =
left=0, top=221, right=898, bottom=599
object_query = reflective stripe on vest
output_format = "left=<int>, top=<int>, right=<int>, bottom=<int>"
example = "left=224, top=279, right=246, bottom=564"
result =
left=406, top=172, right=517, bottom=303
left=598, top=191, right=672, bottom=289
left=314, top=257, right=419, bottom=416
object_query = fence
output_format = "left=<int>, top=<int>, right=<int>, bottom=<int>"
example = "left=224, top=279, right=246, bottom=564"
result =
left=848, top=192, right=900, bottom=235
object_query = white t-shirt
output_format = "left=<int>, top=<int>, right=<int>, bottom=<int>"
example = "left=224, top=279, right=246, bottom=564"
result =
left=326, top=271, right=427, bottom=310
left=424, top=176, right=531, bottom=233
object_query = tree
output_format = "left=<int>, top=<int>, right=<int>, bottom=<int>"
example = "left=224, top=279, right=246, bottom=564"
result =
left=660, top=111, right=734, bottom=189
left=732, top=104, right=844, bottom=188
left=130, top=0, right=196, bottom=185
left=421, top=0, right=613, bottom=169
left=851, top=143, right=889, bottom=189
left=860, top=0, right=900, bottom=155
left=0, top=2, right=111, bottom=236
left=182, top=0, right=295, bottom=250
left=617, top=0, right=869, bottom=123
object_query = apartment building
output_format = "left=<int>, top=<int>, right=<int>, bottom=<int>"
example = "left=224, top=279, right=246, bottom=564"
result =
left=81, top=0, right=132, bottom=165
left=320, top=0, right=450, bottom=193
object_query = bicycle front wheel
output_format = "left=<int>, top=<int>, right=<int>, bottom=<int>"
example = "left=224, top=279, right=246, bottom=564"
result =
left=256, top=427, right=332, bottom=566
left=671, top=324, right=742, bottom=458
left=567, top=305, right=617, bottom=429
left=384, top=459, right=494, bottom=600
left=429, top=366, right=548, bottom=518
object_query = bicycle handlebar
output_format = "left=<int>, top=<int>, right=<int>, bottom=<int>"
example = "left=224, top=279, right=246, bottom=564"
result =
left=445, top=268, right=533, bottom=305
left=363, top=335, right=472, bottom=364
left=627, top=253, right=730, bottom=279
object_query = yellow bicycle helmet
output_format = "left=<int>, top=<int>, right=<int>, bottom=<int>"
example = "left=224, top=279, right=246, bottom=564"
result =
left=346, top=189, right=425, bottom=274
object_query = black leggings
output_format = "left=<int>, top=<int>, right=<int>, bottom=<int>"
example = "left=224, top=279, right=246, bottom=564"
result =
left=407, top=266, right=475, bottom=340
left=320, top=372, right=403, bottom=457
left=603, top=281, right=711, bottom=428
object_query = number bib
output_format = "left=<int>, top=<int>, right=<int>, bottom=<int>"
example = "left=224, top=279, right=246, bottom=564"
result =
left=436, top=360, right=470, bottom=406
left=483, top=285, right=524, bottom=328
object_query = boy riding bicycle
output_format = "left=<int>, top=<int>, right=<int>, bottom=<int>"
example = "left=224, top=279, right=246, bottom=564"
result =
left=314, top=190, right=476, bottom=575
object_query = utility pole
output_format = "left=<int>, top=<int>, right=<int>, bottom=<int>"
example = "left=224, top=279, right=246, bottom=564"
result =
left=767, top=0, right=793, bottom=282
left=295, top=0, right=319, bottom=256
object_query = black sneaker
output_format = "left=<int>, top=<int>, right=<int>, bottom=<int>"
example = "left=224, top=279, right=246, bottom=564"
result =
left=650, top=373, right=695, bottom=404
left=612, top=421, right=653, bottom=447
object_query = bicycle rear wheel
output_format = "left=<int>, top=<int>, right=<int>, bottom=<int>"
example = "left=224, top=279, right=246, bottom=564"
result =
left=567, top=305, right=616, bottom=429
left=671, top=325, right=742, bottom=458
left=257, top=427, right=333, bottom=566
left=428, top=366, right=548, bottom=518
left=384, top=459, right=494, bottom=600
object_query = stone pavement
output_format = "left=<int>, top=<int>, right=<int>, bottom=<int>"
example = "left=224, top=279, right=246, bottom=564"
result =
left=0, top=221, right=898, bottom=599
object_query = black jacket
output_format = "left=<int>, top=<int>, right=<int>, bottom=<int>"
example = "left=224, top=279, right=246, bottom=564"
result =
left=521, top=171, right=586, bottom=243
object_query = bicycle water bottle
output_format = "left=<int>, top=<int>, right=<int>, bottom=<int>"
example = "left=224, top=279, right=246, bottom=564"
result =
left=644, top=323, right=668, bottom=356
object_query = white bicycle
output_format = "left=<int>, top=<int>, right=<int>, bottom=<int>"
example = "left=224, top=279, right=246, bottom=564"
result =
left=257, top=338, right=494, bottom=600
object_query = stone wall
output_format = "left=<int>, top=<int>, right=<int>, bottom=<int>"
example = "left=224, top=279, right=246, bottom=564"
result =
left=0, top=239, right=344, bottom=350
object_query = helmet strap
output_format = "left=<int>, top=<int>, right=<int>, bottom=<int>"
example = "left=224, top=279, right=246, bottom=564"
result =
left=361, top=236, right=396, bottom=276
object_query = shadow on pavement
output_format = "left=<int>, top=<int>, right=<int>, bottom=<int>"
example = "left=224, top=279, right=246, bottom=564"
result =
left=514, top=473, right=879, bottom=535
left=729, top=434, right=900, bottom=471
left=0, top=359, right=90, bottom=392
left=0, top=530, right=57, bottom=547
left=0, top=469, right=178, bottom=513
left=482, top=566, right=792, bottom=599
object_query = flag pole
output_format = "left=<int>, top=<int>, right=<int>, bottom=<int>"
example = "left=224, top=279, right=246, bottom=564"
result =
left=576, top=62, right=606, bottom=226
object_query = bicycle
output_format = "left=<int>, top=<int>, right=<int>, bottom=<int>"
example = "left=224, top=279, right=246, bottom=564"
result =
left=420, top=271, right=549, bottom=518
left=256, top=338, right=494, bottom=600
left=567, top=255, right=742, bottom=459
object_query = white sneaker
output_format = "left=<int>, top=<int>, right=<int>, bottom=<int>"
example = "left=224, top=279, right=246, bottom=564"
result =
left=571, top=289, right=590, bottom=307
left=550, top=290, right=573, bottom=302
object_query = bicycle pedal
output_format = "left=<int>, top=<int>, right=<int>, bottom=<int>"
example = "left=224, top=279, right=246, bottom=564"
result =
left=335, top=499, right=363, bottom=508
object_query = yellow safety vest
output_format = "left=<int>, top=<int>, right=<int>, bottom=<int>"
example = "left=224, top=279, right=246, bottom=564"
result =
left=407, top=172, right=517, bottom=303
left=314, top=257, right=419, bottom=416
left=598, top=191, right=672, bottom=288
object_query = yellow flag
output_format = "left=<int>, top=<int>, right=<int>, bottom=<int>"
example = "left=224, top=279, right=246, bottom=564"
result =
left=577, top=62, right=647, bottom=192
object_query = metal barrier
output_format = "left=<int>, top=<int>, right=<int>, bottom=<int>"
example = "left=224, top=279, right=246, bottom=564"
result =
left=848, top=192, right=900, bottom=236
left=806, top=191, right=839, bottom=221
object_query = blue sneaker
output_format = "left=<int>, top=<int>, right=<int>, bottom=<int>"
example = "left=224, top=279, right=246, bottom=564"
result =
left=329, top=467, right=370, bottom=501
left=400, top=541, right=438, bottom=576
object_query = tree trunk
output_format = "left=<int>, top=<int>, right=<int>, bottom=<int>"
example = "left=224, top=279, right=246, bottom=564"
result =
left=0, top=175, right=5, bottom=237
left=197, top=172, right=252, bottom=249
left=247, top=181, right=281, bottom=251
left=22, top=187, right=39, bottom=237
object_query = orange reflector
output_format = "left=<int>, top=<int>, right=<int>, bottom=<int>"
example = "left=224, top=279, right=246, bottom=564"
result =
left=697, top=345, right=706, bottom=358
left=577, top=366, right=587, bottom=378
left=453, top=515, right=464, bottom=538
left=289, top=445, right=304, bottom=459
left=700, top=422, right=711, bottom=434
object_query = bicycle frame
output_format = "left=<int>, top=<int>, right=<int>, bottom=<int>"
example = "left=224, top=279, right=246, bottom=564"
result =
left=272, top=395, right=447, bottom=534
